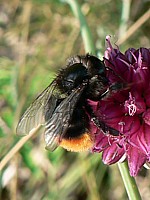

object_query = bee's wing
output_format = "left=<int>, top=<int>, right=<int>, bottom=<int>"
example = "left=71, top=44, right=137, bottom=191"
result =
left=16, top=81, right=60, bottom=136
left=45, top=84, right=86, bottom=151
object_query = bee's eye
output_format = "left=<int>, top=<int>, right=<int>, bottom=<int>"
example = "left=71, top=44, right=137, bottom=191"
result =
left=61, top=63, right=88, bottom=92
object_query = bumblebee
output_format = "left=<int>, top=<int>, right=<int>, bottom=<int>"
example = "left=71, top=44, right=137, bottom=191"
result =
left=16, top=54, right=123, bottom=152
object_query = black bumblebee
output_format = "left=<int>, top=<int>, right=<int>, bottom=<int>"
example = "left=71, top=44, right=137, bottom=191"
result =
left=16, top=54, right=123, bottom=152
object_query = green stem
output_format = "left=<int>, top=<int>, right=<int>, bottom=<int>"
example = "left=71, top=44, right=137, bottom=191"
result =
left=119, top=0, right=131, bottom=38
left=65, top=0, right=96, bottom=54
left=118, top=161, right=142, bottom=200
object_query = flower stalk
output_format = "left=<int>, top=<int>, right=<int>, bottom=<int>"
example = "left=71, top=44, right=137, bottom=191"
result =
left=118, top=161, right=142, bottom=200
left=65, top=0, right=96, bottom=55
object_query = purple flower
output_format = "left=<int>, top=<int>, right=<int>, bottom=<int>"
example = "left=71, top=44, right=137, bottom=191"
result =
left=91, top=36, right=150, bottom=176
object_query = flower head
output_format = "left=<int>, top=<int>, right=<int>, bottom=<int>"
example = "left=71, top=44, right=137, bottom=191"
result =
left=91, top=36, right=150, bottom=176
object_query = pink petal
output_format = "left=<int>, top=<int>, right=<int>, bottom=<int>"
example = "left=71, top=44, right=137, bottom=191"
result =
left=102, top=142, right=125, bottom=165
left=92, top=133, right=109, bottom=153
left=118, top=115, right=141, bottom=135
left=127, top=145, right=147, bottom=176
left=143, top=109, right=150, bottom=126
left=135, top=124, right=150, bottom=156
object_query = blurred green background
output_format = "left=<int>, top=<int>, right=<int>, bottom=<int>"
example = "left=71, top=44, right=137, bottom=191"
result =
left=0, top=0, right=150, bottom=199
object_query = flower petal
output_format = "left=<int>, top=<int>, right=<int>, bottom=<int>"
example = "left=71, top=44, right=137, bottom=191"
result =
left=127, top=145, right=147, bottom=176
left=102, top=142, right=124, bottom=165
left=92, top=133, right=109, bottom=153
left=143, top=109, right=150, bottom=126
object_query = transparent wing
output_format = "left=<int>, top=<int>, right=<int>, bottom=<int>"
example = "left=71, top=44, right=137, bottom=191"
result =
left=45, top=84, right=86, bottom=151
left=16, top=81, right=60, bottom=136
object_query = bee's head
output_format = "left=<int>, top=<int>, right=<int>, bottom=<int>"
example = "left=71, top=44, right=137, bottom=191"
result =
left=56, top=62, right=88, bottom=94
left=56, top=54, right=109, bottom=96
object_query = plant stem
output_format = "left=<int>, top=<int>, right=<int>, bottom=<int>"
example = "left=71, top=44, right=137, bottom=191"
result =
left=66, top=0, right=96, bottom=54
left=119, top=0, right=131, bottom=38
left=118, top=161, right=142, bottom=200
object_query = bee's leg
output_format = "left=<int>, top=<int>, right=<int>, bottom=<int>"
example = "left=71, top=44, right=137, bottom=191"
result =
left=85, top=103, right=119, bottom=136
left=91, top=115, right=119, bottom=136
left=100, top=82, right=127, bottom=99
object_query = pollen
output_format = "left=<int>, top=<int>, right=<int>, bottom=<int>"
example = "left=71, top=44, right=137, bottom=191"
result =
left=59, top=132, right=94, bottom=152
